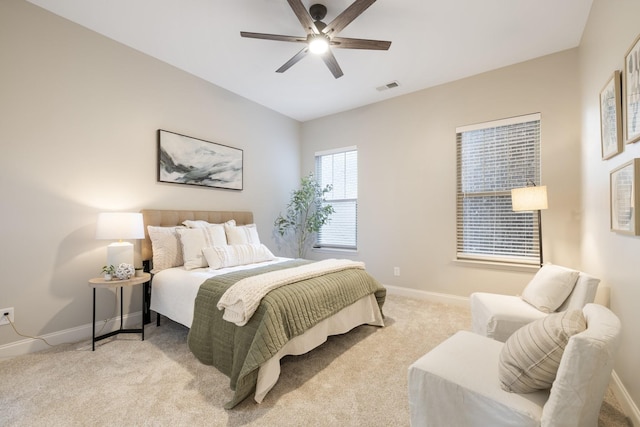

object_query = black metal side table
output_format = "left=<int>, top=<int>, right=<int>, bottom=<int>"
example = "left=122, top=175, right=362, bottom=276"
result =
left=88, top=272, right=151, bottom=351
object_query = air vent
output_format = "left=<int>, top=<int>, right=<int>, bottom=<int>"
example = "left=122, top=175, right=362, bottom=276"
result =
left=376, top=80, right=400, bottom=92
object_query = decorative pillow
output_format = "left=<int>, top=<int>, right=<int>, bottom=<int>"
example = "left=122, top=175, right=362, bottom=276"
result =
left=176, top=226, right=227, bottom=270
left=182, top=219, right=235, bottom=229
left=498, top=309, right=586, bottom=393
left=224, top=223, right=261, bottom=245
left=147, top=226, right=185, bottom=273
left=521, top=263, right=579, bottom=313
left=203, top=244, right=275, bottom=270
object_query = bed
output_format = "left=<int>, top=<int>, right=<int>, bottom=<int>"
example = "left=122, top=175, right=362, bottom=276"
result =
left=140, top=209, right=386, bottom=408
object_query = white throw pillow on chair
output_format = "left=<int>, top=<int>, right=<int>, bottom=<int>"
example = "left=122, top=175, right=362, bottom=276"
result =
left=521, top=263, right=579, bottom=313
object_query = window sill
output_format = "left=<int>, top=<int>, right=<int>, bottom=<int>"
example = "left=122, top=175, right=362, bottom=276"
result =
left=453, top=258, right=540, bottom=272
left=312, top=247, right=359, bottom=255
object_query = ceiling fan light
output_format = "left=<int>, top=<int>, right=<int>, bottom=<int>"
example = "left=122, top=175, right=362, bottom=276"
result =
left=309, top=36, right=329, bottom=55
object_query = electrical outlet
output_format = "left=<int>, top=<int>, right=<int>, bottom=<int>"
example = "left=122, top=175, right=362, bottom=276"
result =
left=393, top=267, right=400, bottom=277
left=0, top=307, right=14, bottom=326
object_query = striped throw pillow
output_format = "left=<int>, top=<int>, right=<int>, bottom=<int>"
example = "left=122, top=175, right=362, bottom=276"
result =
left=498, top=309, right=586, bottom=393
left=224, top=223, right=261, bottom=245
left=202, top=244, right=275, bottom=270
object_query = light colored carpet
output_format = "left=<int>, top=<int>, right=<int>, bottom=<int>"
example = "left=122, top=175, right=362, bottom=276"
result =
left=0, top=295, right=631, bottom=426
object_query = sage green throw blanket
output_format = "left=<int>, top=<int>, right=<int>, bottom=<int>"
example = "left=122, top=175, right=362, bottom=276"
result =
left=187, top=259, right=386, bottom=409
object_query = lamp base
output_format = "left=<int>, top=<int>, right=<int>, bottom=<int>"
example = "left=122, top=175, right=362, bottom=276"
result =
left=106, top=242, right=134, bottom=267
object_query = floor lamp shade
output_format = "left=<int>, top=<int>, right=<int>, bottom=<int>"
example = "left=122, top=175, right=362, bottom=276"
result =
left=96, top=212, right=145, bottom=267
left=511, top=186, right=548, bottom=211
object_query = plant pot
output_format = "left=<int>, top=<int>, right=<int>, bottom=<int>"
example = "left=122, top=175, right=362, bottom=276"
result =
left=104, top=273, right=112, bottom=281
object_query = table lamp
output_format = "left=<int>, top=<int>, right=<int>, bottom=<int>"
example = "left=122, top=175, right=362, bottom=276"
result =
left=96, top=212, right=145, bottom=267
left=511, top=185, right=548, bottom=266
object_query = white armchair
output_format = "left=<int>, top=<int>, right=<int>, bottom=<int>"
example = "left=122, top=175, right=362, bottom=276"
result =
left=470, top=264, right=599, bottom=342
left=408, top=303, right=621, bottom=427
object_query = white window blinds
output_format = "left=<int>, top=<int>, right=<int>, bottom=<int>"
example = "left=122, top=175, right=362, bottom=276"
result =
left=315, top=147, right=358, bottom=249
left=456, top=113, right=541, bottom=265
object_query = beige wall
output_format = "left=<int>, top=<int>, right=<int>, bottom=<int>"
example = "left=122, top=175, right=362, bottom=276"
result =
left=579, top=0, right=640, bottom=413
left=0, top=0, right=300, bottom=348
left=301, top=49, right=582, bottom=299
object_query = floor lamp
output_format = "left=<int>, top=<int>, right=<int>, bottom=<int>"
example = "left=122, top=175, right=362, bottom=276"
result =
left=511, top=185, right=548, bottom=267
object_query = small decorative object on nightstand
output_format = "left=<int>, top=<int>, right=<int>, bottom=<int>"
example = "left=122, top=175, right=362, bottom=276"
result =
left=88, top=272, right=150, bottom=351
left=114, top=263, right=135, bottom=280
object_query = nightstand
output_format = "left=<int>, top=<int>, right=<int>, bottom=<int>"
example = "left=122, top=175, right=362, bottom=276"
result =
left=88, top=272, right=151, bottom=351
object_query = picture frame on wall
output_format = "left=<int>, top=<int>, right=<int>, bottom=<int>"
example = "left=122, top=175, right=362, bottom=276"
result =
left=600, top=71, right=623, bottom=159
left=624, top=34, right=640, bottom=144
left=610, top=158, right=640, bottom=235
left=157, top=129, right=243, bottom=190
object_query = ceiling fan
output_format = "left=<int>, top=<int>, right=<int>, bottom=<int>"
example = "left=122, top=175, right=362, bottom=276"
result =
left=240, top=0, right=391, bottom=79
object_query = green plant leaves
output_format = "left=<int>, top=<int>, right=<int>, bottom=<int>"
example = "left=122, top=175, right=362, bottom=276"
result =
left=274, top=173, right=334, bottom=258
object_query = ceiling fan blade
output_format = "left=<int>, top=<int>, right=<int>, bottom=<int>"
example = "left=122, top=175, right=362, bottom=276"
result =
left=276, top=47, right=309, bottom=73
left=287, top=0, right=319, bottom=34
left=331, top=37, right=391, bottom=50
left=240, top=31, right=307, bottom=43
left=323, top=0, right=377, bottom=37
left=321, top=49, right=344, bottom=79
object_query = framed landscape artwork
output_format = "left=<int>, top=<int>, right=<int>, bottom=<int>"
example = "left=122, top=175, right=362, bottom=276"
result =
left=610, top=158, right=640, bottom=235
left=157, top=129, right=243, bottom=190
left=600, top=71, right=622, bottom=159
left=624, top=34, right=640, bottom=144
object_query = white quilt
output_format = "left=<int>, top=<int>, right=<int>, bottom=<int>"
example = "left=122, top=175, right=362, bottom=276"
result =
left=216, top=258, right=365, bottom=326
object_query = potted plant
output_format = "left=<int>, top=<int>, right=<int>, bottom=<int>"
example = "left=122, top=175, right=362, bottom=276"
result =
left=274, top=173, right=334, bottom=258
left=101, top=265, right=116, bottom=281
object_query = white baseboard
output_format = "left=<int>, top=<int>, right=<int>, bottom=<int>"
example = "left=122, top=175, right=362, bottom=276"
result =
left=611, top=370, right=640, bottom=426
left=0, top=311, right=143, bottom=360
left=384, top=284, right=470, bottom=308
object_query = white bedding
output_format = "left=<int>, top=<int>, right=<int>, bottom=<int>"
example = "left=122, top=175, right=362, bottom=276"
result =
left=218, top=258, right=365, bottom=326
left=149, top=258, right=384, bottom=403
left=150, top=257, right=290, bottom=328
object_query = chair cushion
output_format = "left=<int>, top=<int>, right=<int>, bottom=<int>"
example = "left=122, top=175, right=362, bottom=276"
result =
left=498, top=309, right=586, bottom=393
left=521, top=264, right=579, bottom=313
left=409, top=330, right=548, bottom=427
left=470, top=292, right=547, bottom=342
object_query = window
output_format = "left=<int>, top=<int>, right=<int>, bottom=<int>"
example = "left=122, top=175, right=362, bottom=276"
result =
left=456, top=113, right=541, bottom=265
left=315, top=147, right=358, bottom=250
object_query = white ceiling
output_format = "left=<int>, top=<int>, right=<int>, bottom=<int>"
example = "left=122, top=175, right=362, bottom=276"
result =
left=26, top=0, right=593, bottom=122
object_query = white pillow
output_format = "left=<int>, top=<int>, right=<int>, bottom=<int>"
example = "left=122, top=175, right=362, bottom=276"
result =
left=147, top=225, right=185, bottom=273
left=203, top=244, right=275, bottom=270
left=499, top=309, right=586, bottom=393
left=521, top=264, right=579, bottom=313
left=176, top=226, right=227, bottom=270
left=182, top=219, right=235, bottom=229
left=224, top=223, right=260, bottom=245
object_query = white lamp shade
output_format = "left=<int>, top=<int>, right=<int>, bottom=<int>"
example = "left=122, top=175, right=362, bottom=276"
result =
left=511, top=186, right=548, bottom=211
left=96, top=212, right=144, bottom=240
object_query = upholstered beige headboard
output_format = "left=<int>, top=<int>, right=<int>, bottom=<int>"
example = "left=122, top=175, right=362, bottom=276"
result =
left=140, top=209, right=254, bottom=262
